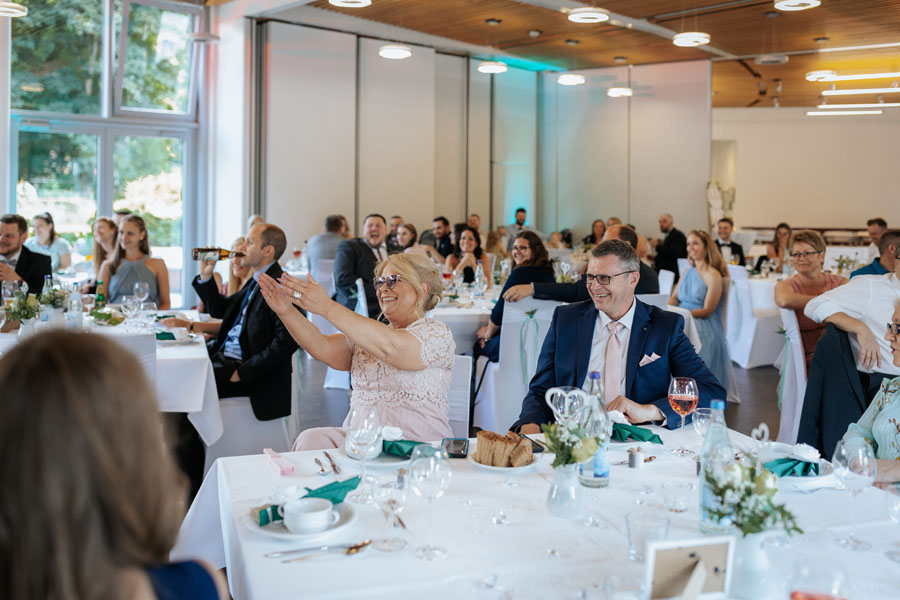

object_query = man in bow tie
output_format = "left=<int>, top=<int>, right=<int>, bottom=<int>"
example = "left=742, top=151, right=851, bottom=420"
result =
left=512, top=240, right=725, bottom=432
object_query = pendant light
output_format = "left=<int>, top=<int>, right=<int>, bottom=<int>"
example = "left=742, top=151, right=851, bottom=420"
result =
left=379, top=44, right=412, bottom=60
left=805, top=70, right=836, bottom=82
left=567, top=6, right=609, bottom=24
left=477, top=61, right=507, bottom=74
left=774, top=0, right=820, bottom=11
left=0, top=2, right=27, bottom=16
left=607, top=86, right=633, bottom=97
left=673, top=31, right=710, bottom=47
left=558, top=73, right=586, bottom=86
left=329, top=0, right=372, bottom=6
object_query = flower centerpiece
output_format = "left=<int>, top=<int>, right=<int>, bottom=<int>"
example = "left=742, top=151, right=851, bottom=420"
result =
left=4, top=291, right=42, bottom=338
left=833, top=254, right=854, bottom=275
left=39, top=287, right=68, bottom=309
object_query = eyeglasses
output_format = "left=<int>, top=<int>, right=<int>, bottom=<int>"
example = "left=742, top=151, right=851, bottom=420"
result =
left=789, top=251, right=822, bottom=259
left=582, top=271, right=636, bottom=286
left=511, top=244, right=530, bottom=252
left=374, top=274, right=405, bottom=291
left=887, top=322, right=900, bottom=336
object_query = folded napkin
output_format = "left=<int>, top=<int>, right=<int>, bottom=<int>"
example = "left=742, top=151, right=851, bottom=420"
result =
left=612, top=423, right=663, bottom=445
left=156, top=332, right=175, bottom=341
left=764, top=457, right=820, bottom=477
left=303, top=476, right=361, bottom=504
left=382, top=439, right=424, bottom=458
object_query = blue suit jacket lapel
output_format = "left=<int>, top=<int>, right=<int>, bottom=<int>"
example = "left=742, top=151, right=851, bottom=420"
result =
left=575, top=303, right=597, bottom=387
left=625, top=300, right=652, bottom=395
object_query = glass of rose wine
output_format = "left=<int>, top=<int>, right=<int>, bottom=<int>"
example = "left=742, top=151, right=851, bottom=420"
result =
left=292, top=247, right=302, bottom=260
left=668, top=377, right=699, bottom=457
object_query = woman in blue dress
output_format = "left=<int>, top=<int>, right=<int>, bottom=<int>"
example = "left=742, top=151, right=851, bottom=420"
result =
left=670, top=230, right=733, bottom=393
left=99, top=214, right=170, bottom=309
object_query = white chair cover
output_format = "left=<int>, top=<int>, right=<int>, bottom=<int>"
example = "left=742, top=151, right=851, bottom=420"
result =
left=112, top=334, right=157, bottom=385
left=323, top=277, right=368, bottom=390
left=677, top=258, right=690, bottom=277
left=636, top=293, right=669, bottom=310
left=286, top=350, right=304, bottom=443
left=202, top=396, right=292, bottom=475
left=658, top=270, right=675, bottom=296
left=731, top=230, right=757, bottom=258
left=473, top=298, right=560, bottom=432
left=316, top=259, right=335, bottom=297
left=775, top=308, right=808, bottom=444
left=718, top=281, right=741, bottom=404
left=726, top=265, right=783, bottom=369
left=448, top=355, right=472, bottom=438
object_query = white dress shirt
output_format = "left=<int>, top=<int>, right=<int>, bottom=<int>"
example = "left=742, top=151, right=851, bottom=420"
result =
left=369, top=242, right=387, bottom=263
left=0, top=248, right=21, bottom=266
left=583, top=298, right=637, bottom=392
left=804, top=272, right=900, bottom=376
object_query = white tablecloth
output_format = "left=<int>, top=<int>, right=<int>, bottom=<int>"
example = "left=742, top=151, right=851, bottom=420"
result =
left=428, top=298, right=494, bottom=354
left=173, top=427, right=899, bottom=600
left=747, top=275, right=778, bottom=312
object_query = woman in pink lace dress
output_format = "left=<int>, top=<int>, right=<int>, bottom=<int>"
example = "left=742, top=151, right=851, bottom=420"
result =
left=258, top=253, right=456, bottom=449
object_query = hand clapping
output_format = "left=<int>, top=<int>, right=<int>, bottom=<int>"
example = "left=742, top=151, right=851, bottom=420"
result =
left=258, top=272, right=331, bottom=317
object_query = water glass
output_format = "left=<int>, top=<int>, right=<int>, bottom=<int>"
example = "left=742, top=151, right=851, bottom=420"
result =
left=139, top=302, right=158, bottom=332
left=373, top=480, right=407, bottom=552
left=122, top=296, right=141, bottom=330
left=133, top=282, right=150, bottom=303
left=660, top=481, right=693, bottom=513
left=832, top=438, right=876, bottom=551
left=345, top=408, right=381, bottom=505
left=692, top=408, right=713, bottom=438
left=2, top=280, right=22, bottom=301
left=409, top=448, right=452, bottom=561
left=625, top=512, right=668, bottom=562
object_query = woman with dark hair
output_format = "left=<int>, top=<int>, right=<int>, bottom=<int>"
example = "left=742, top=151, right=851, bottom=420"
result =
left=582, top=219, right=606, bottom=248
left=446, top=226, right=490, bottom=283
left=475, top=230, right=555, bottom=362
left=0, top=331, right=228, bottom=599
left=91, top=217, right=118, bottom=282
left=25, top=212, right=72, bottom=271
left=397, top=223, right=444, bottom=263
left=99, top=214, right=170, bottom=309
left=766, top=222, right=792, bottom=273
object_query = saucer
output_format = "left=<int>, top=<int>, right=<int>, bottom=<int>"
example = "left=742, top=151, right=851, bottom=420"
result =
left=248, top=502, right=356, bottom=541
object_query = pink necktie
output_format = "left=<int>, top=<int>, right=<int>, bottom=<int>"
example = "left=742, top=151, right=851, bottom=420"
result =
left=604, top=322, right=623, bottom=405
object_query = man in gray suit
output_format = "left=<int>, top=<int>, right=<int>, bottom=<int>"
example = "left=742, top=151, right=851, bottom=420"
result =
left=306, top=215, right=345, bottom=282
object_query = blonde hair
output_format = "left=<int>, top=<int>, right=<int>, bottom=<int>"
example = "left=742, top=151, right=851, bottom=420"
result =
left=91, top=217, right=118, bottom=278
left=789, top=230, right=825, bottom=254
left=375, top=253, right=442, bottom=313
left=688, top=230, right=728, bottom=277
left=227, top=235, right=249, bottom=296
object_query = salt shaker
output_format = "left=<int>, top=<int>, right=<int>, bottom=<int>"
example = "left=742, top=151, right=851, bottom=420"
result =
left=628, top=446, right=643, bottom=469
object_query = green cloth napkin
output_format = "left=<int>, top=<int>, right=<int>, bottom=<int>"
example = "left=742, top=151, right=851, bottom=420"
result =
left=612, top=423, right=664, bottom=445
left=156, top=332, right=175, bottom=341
left=764, top=457, right=820, bottom=477
left=382, top=439, right=424, bottom=458
left=303, top=476, right=361, bottom=503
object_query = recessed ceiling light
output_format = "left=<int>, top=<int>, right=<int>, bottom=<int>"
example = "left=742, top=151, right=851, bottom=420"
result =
left=0, top=2, right=27, bottom=16
left=806, top=70, right=837, bottom=82
left=528, top=29, right=542, bottom=38
left=565, top=39, right=580, bottom=46
left=775, top=0, right=820, bottom=11
left=328, top=0, right=372, bottom=6
left=567, top=6, right=610, bottom=23
left=806, top=110, right=882, bottom=116
left=485, top=18, right=501, bottom=26
left=673, top=32, right=711, bottom=47
left=607, top=87, right=633, bottom=97
left=613, top=56, right=627, bottom=64
left=813, top=36, right=829, bottom=43
left=378, top=44, right=412, bottom=60
left=477, top=61, right=507, bottom=74
left=558, top=73, right=586, bottom=86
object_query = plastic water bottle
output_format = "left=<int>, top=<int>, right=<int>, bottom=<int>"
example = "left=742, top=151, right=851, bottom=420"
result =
left=66, top=292, right=83, bottom=331
left=579, top=371, right=611, bottom=488
left=699, top=400, right=734, bottom=534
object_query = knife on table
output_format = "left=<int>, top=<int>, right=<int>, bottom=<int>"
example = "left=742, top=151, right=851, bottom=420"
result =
left=265, top=540, right=370, bottom=559
left=322, top=450, right=341, bottom=474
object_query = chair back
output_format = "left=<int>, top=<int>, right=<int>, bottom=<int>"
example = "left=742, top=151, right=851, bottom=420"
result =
left=493, top=298, right=560, bottom=430
left=317, top=259, right=335, bottom=297
left=657, top=269, right=675, bottom=296
left=636, top=293, right=669, bottom=310
left=718, top=276, right=729, bottom=332
left=354, top=277, right=368, bottom=317
left=726, top=265, right=751, bottom=348
left=448, top=355, right=472, bottom=438
left=547, top=249, right=573, bottom=263
left=776, top=307, right=808, bottom=443
left=112, top=334, right=157, bottom=385
left=677, top=258, right=690, bottom=277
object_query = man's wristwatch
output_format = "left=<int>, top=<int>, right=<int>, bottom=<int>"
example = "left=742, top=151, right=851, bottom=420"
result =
left=188, top=322, right=194, bottom=333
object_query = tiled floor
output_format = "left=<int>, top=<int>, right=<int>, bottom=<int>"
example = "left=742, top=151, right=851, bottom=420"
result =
left=293, top=352, right=782, bottom=440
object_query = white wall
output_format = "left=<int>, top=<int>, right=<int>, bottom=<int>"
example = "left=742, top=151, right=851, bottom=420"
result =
left=467, top=61, right=491, bottom=228
left=713, top=107, right=900, bottom=228
left=434, top=54, right=467, bottom=225
left=493, top=67, right=537, bottom=231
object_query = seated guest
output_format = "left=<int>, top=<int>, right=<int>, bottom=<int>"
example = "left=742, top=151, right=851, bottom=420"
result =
left=387, top=215, right=403, bottom=247
left=866, top=217, right=888, bottom=263
left=484, top=230, right=508, bottom=262
left=775, top=230, right=847, bottom=369
left=91, top=217, right=118, bottom=285
left=338, top=214, right=352, bottom=239
left=546, top=231, right=568, bottom=250
left=306, top=215, right=346, bottom=281
left=805, top=243, right=900, bottom=400
left=258, top=253, right=455, bottom=447
left=497, top=225, right=509, bottom=253
left=714, top=217, right=745, bottom=266
left=113, top=208, right=132, bottom=228
left=431, top=216, right=454, bottom=257
left=670, top=230, right=733, bottom=394
left=514, top=240, right=725, bottom=433
left=25, top=212, right=72, bottom=271
left=0, top=331, right=227, bottom=600
left=467, top=213, right=483, bottom=242
left=475, top=231, right=555, bottom=362
left=397, top=223, right=444, bottom=263
left=501, top=225, right=659, bottom=303
left=851, top=229, right=898, bottom=278
left=0, top=213, right=51, bottom=295
left=183, top=223, right=298, bottom=495
left=841, top=302, right=900, bottom=485
left=246, top=214, right=265, bottom=233
left=607, top=217, right=622, bottom=228
left=446, top=227, right=491, bottom=283
left=582, top=219, right=606, bottom=248
left=766, top=222, right=792, bottom=273
left=100, top=215, right=169, bottom=309
left=334, top=214, right=400, bottom=320
left=650, top=213, right=687, bottom=278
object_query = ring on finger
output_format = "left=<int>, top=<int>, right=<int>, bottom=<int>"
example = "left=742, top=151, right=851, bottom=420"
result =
left=293, top=291, right=302, bottom=300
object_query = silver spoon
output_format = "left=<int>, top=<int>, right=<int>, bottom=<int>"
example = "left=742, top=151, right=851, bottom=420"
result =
left=314, top=457, right=328, bottom=476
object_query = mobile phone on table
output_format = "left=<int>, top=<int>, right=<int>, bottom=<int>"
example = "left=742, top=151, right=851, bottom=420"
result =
left=517, top=432, right=545, bottom=453
left=441, top=437, right=469, bottom=458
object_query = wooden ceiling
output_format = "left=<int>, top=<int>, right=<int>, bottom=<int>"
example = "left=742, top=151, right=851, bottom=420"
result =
left=309, top=0, right=900, bottom=107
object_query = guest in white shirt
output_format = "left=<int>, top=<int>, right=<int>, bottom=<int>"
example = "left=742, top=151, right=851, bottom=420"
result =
left=866, top=217, right=888, bottom=263
left=805, top=243, right=900, bottom=397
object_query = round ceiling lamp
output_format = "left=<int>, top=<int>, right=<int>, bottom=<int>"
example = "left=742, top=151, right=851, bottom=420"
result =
left=329, top=0, right=372, bottom=7
left=378, top=44, right=412, bottom=60
left=806, top=69, right=836, bottom=82
left=567, top=6, right=610, bottom=24
left=558, top=73, right=586, bottom=86
left=774, top=0, right=820, bottom=11
left=477, top=61, right=507, bottom=74
left=607, top=87, right=633, bottom=97
left=0, top=2, right=27, bottom=16
left=673, top=31, right=711, bottom=47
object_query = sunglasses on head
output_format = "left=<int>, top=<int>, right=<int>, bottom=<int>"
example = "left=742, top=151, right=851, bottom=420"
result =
left=374, top=274, right=405, bottom=291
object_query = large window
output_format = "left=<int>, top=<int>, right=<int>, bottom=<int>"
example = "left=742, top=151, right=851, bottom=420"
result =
left=9, top=0, right=202, bottom=308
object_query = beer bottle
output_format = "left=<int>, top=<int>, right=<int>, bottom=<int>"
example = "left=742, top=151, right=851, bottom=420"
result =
left=192, top=247, right=245, bottom=261
left=95, top=281, right=106, bottom=309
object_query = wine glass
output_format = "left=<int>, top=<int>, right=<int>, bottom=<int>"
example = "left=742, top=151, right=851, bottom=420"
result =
left=667, top=377, right=699, bottom=457
left=373, top=480, right=407, bottom=552
left=409, top=446, right=453, bottom=561
left=885, top=486, right=900, bottom=563
left=345, top=407, right=381, bottom=505
left=133, top=282, right=150, bottom=303
left=692, top=407, right=713, bottom=439
left=122, top=296, right=141, bottom=330
left=81, top=294, right=95, bottom=314
left=139, top=301, right=158, bottom=332
left=832, top=438, right=877, bottom=550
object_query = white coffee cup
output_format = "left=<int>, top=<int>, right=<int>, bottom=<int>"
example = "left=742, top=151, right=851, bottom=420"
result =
left=277, top=498, right=339, bottom=534
left=172, top=327, right=190, bottom=341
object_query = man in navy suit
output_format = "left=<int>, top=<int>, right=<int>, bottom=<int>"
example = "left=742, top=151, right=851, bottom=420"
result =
left=513, top=240, right=725, bottom=433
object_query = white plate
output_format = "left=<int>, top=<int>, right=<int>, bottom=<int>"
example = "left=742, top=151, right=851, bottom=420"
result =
left=467, top=451, right=539, bottom=473
left=247, top=502, right=356, bottom=542
left=157, top=332, right=201, bottom=346
left=337, top=446, right=412, bottom=469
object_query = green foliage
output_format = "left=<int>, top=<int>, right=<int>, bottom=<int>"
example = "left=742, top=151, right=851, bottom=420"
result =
left=5, top=292, right=42, bottom=321
left=39, top=287, right=68, bottom=308
left=541, top=421, right=601, bottom=469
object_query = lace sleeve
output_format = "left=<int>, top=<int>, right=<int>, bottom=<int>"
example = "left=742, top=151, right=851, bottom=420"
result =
left=406, top=318, right=455, bottom=368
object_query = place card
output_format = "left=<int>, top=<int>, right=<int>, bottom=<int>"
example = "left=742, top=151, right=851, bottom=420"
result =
left=644, top=536, right=734, bottom=599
